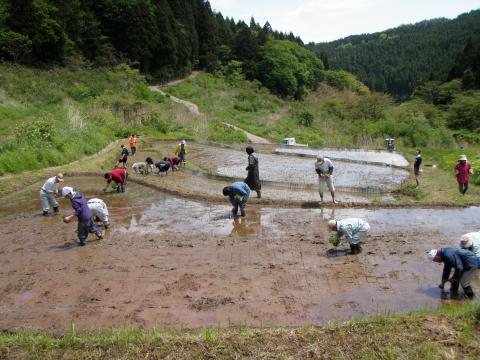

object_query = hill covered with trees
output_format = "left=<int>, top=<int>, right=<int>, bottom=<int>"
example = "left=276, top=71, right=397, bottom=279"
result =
left=0, top=0, right=329, bottom=99
left=308, top=10, right=480, bottom=98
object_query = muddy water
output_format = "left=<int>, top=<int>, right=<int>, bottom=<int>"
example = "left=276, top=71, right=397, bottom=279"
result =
left=275, top=147, right=410, bottom=167
left=194, top=147, right=409, bottom=190
left=0, top=177, right=479, bottom=332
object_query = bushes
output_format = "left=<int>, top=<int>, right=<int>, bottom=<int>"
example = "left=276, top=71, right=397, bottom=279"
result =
left=321, top=70, right=369, bottom=94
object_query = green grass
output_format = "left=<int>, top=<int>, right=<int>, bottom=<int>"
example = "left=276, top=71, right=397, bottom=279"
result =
left=1, top=303, right=478, bottom=359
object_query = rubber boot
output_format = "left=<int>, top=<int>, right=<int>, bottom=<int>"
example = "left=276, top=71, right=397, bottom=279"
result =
left=350, top=243, right=361, bottom=255
left=53, top=206, right=59, bottom=213
left=450, top=282, right=460, bottom=299
left=257, top=190, right=261, bottom=199
left=42, top=210, right=49, bottom=216
left=463, top=286, right=475, bottom=299
left=232, top=206, right=238, bottom=216
left=240, top=208, right=246, bottom=217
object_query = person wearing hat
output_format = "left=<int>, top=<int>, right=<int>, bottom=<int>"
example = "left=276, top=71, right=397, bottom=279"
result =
left=327, top=218, right=370, bottom=254
left=175, top=140, right=187, bottom=167
left=315, top=155, right=337, bottom=204
left=244, top=146, right=261, bottom=198
left=455, top=155, right=473, bottom=195
left=39, top=173, right=64, bottom=216
left=459, top=232, right=480, bottom=257
left=427, top=247, right=479, bottom=299
left=223, top=181, right=251, bottom=217
left=62, top=187, right=103, bottom=246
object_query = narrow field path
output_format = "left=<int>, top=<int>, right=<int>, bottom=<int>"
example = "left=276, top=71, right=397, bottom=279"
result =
left=149, top=71, right=202, bottom=116
left=222, top=122, right=271, bottom=144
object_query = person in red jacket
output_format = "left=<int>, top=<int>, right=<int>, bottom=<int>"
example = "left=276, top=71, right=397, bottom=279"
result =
left=455, top=155, right=473, bottom=195
left=103, top=168, right=127, bottom=193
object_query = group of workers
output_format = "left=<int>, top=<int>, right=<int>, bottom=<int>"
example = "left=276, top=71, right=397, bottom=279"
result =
left=38, top=139, right=479, bottom=299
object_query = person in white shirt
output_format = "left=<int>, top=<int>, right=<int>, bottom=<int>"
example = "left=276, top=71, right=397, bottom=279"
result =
left=39, top=173, right=64, bottom=216
left=87, top=198, right=110, bottom=229
left=459, top=232, right=480, bottom=257
left=315, top=156, right=337, bottom=204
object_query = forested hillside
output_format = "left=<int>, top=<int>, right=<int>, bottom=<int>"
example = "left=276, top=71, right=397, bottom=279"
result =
left=308, top=10, right=480, bottom=98
left=0, top=0, right=327, bottom=99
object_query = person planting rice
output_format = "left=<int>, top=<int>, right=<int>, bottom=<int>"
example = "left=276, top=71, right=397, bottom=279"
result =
left=132, top=160, right=154, bottom=175
left=87, top=198, right=110, bottom=229
left=223, top=181, right=251, bottom=217
left=155, top=160, right=170, bottom=175
left=315, top=156, right=337, bottom=204
left=428, top=247, right=479, bottom=299
left=39, top=173, right=63, bottom=216
left=327, top=218, right=370, bottom=254
left=104, top=168, right=127, bottom=193
left=62, top=187, right=103, bottom=246
left=164, top=156, right=181, bottom=171
left=459, top=232, right=480, bottom=256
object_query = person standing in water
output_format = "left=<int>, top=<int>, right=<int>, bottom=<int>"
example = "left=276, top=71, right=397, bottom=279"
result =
left=175, top=140, right=187, bottom=167
left=244, top=146, right=261, bottom=198
left=39, top=173, right=63, bottom=216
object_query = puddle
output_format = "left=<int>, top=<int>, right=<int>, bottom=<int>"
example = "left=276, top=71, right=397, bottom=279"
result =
left=0, top=176, right=479, bottom=332
left=275, top=147, right=409, bottom=167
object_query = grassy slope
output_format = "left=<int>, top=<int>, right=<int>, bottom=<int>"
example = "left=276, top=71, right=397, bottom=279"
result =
left=1, top=304, right=479, bottom=359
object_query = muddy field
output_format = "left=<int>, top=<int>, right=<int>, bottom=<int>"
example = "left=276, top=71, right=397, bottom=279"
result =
left=187, top=144, right=409, bottom=190
left=0, top=177, right=479, bottom=333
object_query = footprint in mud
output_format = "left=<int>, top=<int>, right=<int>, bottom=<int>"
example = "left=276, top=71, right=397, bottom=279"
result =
left=325, top=249, right=350, bottom=257
left=189, top=296, right=235, bottom=311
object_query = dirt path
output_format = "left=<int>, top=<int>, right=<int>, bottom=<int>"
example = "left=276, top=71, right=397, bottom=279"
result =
left=149, top=71, right=202, bottom=116
left=223, top=123, right=271, bottom=144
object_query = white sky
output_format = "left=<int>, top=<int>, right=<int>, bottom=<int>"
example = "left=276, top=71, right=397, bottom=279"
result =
left=209, top=0, right=480, bottom=43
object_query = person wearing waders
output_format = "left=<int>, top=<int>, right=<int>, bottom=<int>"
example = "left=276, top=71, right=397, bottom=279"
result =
left=244, top=146, right=261, bottom=198
left=455, top=155, right=473, bottom=195
left=128, top=134, right=137, bottom=156
left=223, top=181, right=251, bottom=217
left=315, top=156, right=337, bottom=204
left=62, top=187, right=102, bottom=246
left=459, top=232, right=480, bottom=257
left=414, top=149, right=422, bottom=187
left=39, top=173, right=63, bottom=215
left=87, top=198, right=110, bottom=229
left=103, top=168, right=127, bottom=193
left=327, top=218, right=370, bottom=254
left=428, top=248, right=479, bottom=299
left=175, top=140, right=187, bottom=167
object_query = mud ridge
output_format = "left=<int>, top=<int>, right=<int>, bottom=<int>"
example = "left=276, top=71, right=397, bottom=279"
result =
left=65, top=172, right=466, bottom=209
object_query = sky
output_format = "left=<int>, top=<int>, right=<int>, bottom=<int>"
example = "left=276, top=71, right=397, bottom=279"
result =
left=208, top=0, right=480, bottom=43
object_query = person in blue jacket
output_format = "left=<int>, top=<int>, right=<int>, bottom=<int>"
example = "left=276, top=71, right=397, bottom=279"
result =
left=428, top=247, right=479, bottom=299
left=222, top=181, right=251, bottom=217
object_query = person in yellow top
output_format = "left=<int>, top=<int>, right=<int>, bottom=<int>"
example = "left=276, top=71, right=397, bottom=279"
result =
left=175, top=140, right=187, bottom=166
left=128, top=134, right=137, bottom=156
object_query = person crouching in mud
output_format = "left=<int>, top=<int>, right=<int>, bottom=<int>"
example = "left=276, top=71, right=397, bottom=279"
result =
left=428, top=247, right=479, bottom=299
left=87, top=198, right=110, bottom=229
left=244, top=146, right=261, bottom=198
left=327, top=218, right=370, bottom=254
left=104, top=168, right=127, bottom=193
left=223, top=181, right=251, bottom=217
left=62, top=187, right=103, bottom=246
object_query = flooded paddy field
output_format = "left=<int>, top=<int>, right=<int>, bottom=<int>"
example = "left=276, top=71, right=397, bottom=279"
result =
left=188, top=144, right=409, bottom=191
left=0, top=176, right=478, bottom=333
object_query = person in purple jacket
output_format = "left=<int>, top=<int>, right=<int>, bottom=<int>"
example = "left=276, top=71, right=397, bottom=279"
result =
left=62, top=186, right=103, bottom=246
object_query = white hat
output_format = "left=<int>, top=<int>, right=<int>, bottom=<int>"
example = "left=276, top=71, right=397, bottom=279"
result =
left=460, top=234, right=473, bottom=249
left=181, top=140, right=186, bottom=144
left=427, top=249, right=438, bottom=261
left=61, top=186, right=74, bottom=197
left=56, top=173, right=64, bottom=182
left=459, top=154, right=467, bottom=161
left=327, top=219, right=337, bottom=230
